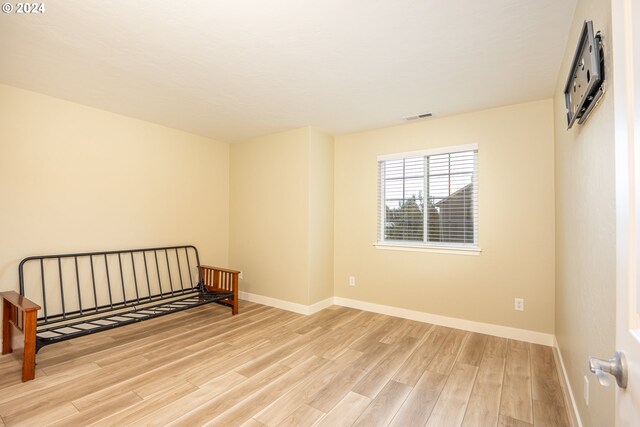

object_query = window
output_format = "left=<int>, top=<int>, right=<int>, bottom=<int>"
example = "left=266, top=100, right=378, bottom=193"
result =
left=377, top=145, right=479, bottom=252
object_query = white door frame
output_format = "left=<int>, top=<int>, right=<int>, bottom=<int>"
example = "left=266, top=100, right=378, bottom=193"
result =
left=613, top=0, right=640, bottom=424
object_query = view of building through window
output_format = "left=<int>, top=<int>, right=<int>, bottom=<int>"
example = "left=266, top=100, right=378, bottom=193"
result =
left=379, top=149, right=477, bottom=246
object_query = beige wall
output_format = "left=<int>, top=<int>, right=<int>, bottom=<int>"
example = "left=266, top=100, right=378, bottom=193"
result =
left=229, top=127, right=334, bottom=306
left=554, top=0, right=616, bottom=425
left=229, top=128, right=311, bottom=305
left=308, top=129, right=334, bottom=304
left=0, top=84, right=230, bottom=304
left=334, top=100, right=556, bottom=333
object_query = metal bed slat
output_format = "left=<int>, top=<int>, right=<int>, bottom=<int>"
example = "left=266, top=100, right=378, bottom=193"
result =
left=118, top=253, right=127, bottom=305
left=35, top=288, right=201, bottom=327
left=131, top=252, right=140, bottom=303
left=143, top=251, right=152, bottom=301
left=40, top=259, right=47, bottom=321
left=165, top=249, right=174, bottom=296
left=74, top=257, right=83, bottom=315
left=90, top=255, right=98, bottom=311
left=34, top=292, right=225, bottom=333
left=175, top=248, right=185, bottom=292
left=185, top=247, right=194, bottom=290
left=154, top=250, right=163, bottom=296
left=57, top=258, right=66, bottom=319
left=104, top=254, right=113, bottom=309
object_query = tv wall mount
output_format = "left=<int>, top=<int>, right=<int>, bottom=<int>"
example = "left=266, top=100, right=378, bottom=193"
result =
left=564, top=20, right=605, bottom=129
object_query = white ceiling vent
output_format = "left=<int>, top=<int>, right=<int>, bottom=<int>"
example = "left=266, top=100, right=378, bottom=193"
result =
left=405, top=113, right=433, bottom=121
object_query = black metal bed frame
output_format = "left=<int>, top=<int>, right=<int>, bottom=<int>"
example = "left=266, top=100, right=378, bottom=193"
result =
left=18, top=245, right=233, bottom=352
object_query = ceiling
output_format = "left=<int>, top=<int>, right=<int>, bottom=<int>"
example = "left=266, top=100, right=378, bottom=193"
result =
left=0, top=0, right=577, bottom=142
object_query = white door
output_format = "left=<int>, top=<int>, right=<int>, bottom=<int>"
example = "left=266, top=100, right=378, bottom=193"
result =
left=613, top=0, right=640, bottom=423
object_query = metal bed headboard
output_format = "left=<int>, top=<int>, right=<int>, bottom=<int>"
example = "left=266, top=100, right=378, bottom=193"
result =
left=18, top=245, right=202, bottom=325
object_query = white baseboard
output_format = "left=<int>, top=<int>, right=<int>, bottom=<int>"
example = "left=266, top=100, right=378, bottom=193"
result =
left=553, top=337, right=583, bottom=427
left=239, top=292, right=554, bottom=346
left=308, top=297, right=335, bottom=314
left=239, top=291, right=333, bottom=315
left=333, top=297, right=555, bottom=346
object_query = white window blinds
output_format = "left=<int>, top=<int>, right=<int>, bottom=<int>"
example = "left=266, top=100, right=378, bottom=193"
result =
left=378, top=147, right=478, bottom=248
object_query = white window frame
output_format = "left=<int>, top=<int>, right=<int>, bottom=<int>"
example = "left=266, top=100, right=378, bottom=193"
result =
left=375, top=144, right=481, bottom=255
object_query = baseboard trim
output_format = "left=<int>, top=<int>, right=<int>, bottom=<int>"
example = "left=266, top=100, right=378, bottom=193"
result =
left=333, top=297, right=554, bottom=346
left=239, top=291, right=333, bottom=315
left=553, top=336, right=583, bottom=427
left=239, top=292, right=554, bottom=346
left=308, top=297, right=335, bottom=314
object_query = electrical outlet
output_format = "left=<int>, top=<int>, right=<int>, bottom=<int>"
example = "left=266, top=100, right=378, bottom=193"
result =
left=514, top=298, right=524, bottom=311
left=239, top=271, right=243, bottom=280
left=584, top=375, right=589, bottom=405
left=349, top=276, right=356, bottom=286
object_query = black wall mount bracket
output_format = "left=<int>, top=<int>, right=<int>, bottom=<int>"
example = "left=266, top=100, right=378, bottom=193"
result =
left=564, top=20, right=605, bottom=129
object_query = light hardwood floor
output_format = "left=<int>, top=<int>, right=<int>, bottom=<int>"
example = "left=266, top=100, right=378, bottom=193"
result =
left=0, top=301, right=571, bottom=426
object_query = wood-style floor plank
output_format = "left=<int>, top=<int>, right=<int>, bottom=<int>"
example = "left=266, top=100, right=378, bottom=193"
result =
left=530, top=344, right=564, bottom=403
left=315, top=391, right=371, bottom=427
left=277, top=327, right=342, bottom=368
left=350, top=316, right=405, bottom=352
left=380, top=318, right=432, bottom=345
left=205, top=357, right=328, bottom=426
left=0, top=357, right=27, bottom=390
left=500, top=340, right=534, bottom=424
left=425, top=362, right=478, bottom=427
left=530, top=344, right=570, bottom=427
left=168, top=363, right=292, bottom=426
left=393, top=325, right=450, bottom=386
left=88, top=381, right=199, bottom=426
left=2, top=401, right=78, bottom=426
left=306, top=341, right=392, bottom=413
left=50, top=391, right=143, bottom=427
left=0, top=357, right=161, bottom=421
left=483, top=335, right=508, bottom=358
left=498, top=414, right=534, bottom=427
left=461, top=354, right=506, bottom=427
left=275, top=404, right=324, bottom=427
left=353, top=380, right=412, bottom=427
left=254, top=349, right=362, bottom=427
left=0, top=362, right=101, bottom=406
left=351, top=336, right=421, bottom=398
left=389, top=370, right=447, bottom=426
left=133, top=371, right=248, bottom=425
left=185, top=340, right=271, bottom=387
left=427, top=328, right=469, bottom=375
left=532, top=400, right=571, bottom=427
left=0, top=300, right=570, bottom=427
left=457, top=333, right=489, bottom=366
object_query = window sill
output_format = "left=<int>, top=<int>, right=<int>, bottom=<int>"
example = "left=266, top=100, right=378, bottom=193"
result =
left=374, top=243, right=482, bottom=256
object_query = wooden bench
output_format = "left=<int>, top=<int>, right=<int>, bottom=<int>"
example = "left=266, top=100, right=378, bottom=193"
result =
left=1, top=245, right=239, bottom=382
